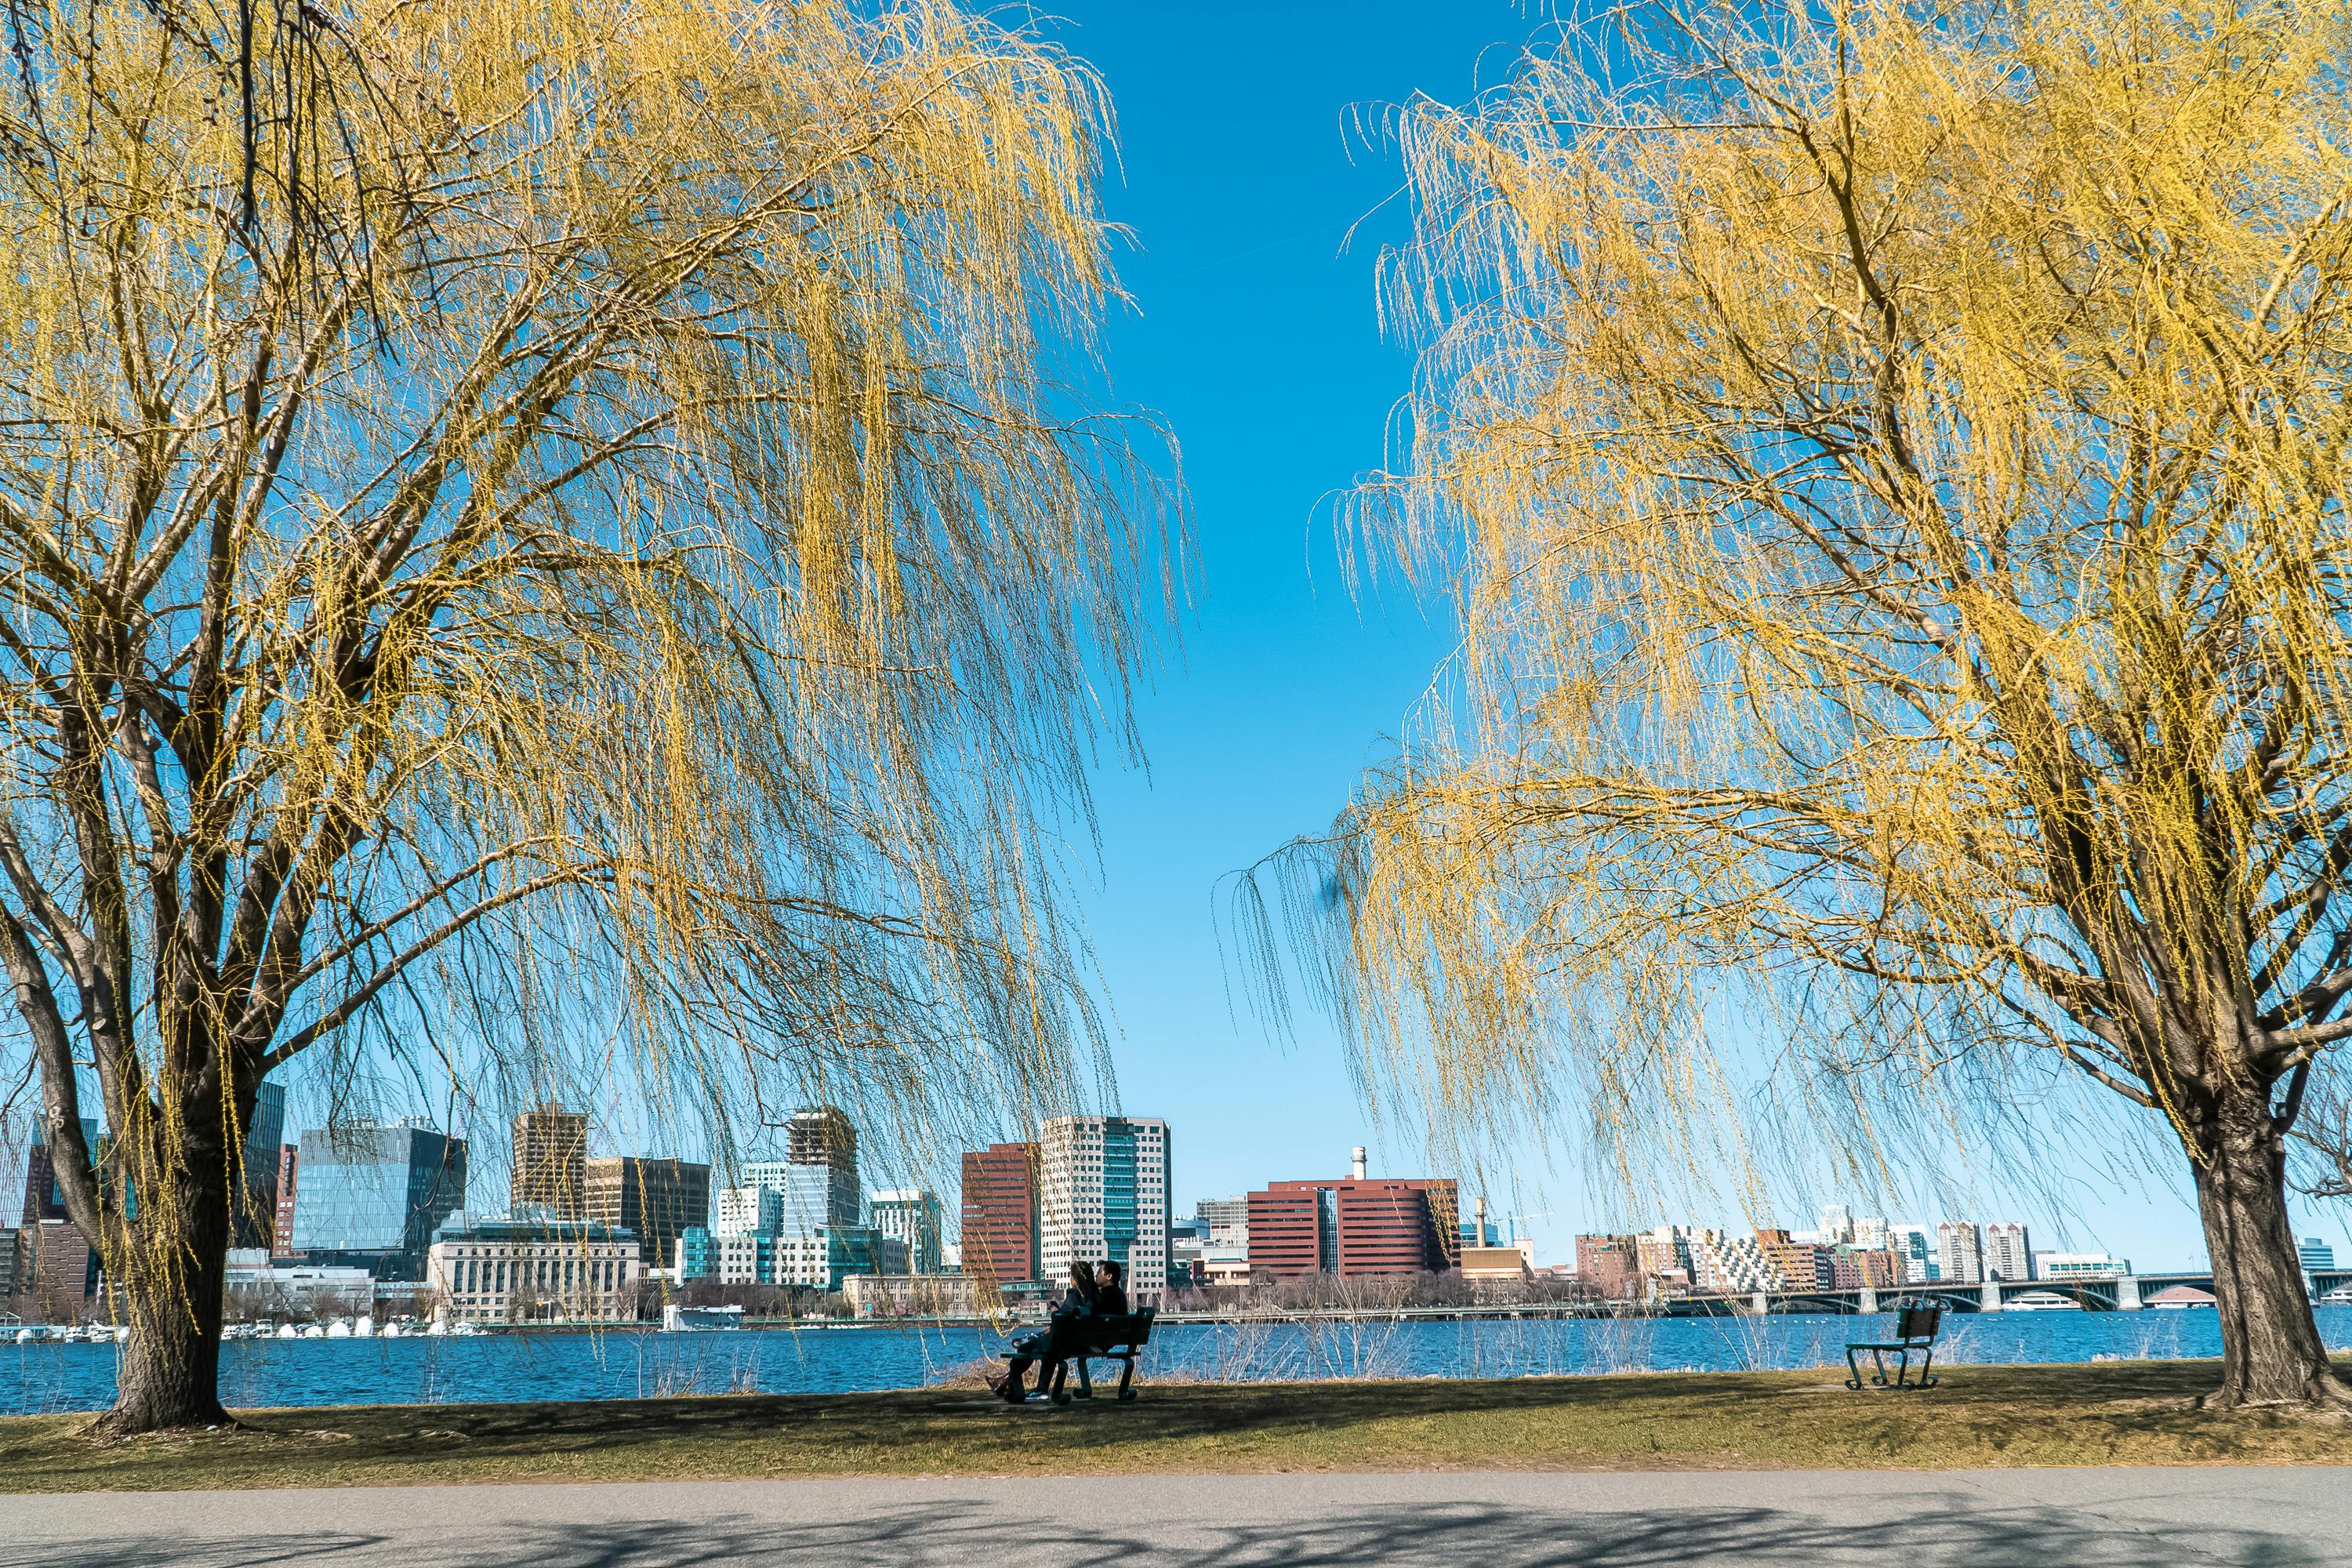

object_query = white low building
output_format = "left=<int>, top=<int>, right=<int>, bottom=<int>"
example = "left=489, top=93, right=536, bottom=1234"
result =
left=716, top=1186, right=782, bottom=1237
left=841, top=1273, right=983, bottom=1317
left=224, top=1248, right=375, bottom=1306
left=426, top=1214, right=641, bottom=1323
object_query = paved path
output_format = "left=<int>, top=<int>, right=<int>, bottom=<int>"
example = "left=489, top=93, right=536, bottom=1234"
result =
left=5, top=1468, right=2348, bottom=1566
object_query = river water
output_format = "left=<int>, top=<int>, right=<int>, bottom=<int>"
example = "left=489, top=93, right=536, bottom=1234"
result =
left=9, top=1305, right=2348, bottom=1416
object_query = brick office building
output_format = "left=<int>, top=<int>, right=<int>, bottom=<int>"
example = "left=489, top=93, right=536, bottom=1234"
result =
left=1575, top=1233, right=1643, bottom=1300
left=959, top=1142, right=1039, bottom=1291
left=272, top=1144, right=299, bottom=1258
left=583, top=1156, right=709, bottom=1275
left=1246, top=1167, right=1461, bottom=1279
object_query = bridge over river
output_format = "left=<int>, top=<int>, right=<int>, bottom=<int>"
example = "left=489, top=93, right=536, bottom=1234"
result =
left=1655, top=1266, right=2352, bottom=1315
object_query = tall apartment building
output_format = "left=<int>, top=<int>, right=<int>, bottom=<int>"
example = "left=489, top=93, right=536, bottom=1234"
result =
left=1040, top=1116, right=1172, bottom=1297
left=31, top=1219, right=91, bottom=1319
left=288, top=1119, right=468, bottom=1278
left=743, top=1107, right=862, bottom=1239
left=272, top=1144, right=299, bottom=1258
left=1936, top=1221, right=1984, bottom=1284
left=870, top=1189, right=943, bottom=1274
left=584, top=1156, right=710, bottom=1273
left=18, top=1120, right=107, bottom=1307
left=511, top=1104, right=589, bottom=1216
left=1984, top=1222, right=2034, bottom=1282
left=1635, top=1225, right=1693, bottom=1283
left=715, top=1185, right=783, bottom=1236
left=1888, top=1225, right=1935, bottom=1283
left=960, top=1142, right=1038, bottom=1290
left=19, top=1118, right=100, bottom=1224
left=1248, top=1166, right=1459, bottom=1279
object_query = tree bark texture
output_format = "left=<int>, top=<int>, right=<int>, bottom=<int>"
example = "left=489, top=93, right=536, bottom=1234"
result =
left=2186, top=1086, right=2352, bottom=1408
left=89, top=1134, right=235, bottom=1436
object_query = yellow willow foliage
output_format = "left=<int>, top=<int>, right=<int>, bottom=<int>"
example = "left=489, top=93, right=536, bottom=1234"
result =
left=1245, top=0, right=2352, bottom=1214
left=0, top=0, right=1171, bottom=1354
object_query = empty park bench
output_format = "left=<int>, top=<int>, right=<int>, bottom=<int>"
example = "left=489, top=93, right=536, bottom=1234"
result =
left=1040, top=1307, right=1158, bottom=1404
left=1845, top=1304, right=1941, bottom=1390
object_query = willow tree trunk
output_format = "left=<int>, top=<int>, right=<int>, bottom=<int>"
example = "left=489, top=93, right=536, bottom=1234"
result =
left=2186, top=1086, right=2352, bottom=1409
left=91, top=1148, right=234, bottom=1435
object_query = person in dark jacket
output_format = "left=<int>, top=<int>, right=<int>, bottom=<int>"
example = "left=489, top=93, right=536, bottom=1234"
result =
left=996, top=1262, right=1097, bottom=1403
left=1094, top=1259, right=1129, bottom=1317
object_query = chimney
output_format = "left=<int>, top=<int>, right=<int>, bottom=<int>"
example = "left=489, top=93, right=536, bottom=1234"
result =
left=1350, top=1145, right=1367, bottom=1181
left=1475, top=1196, right=1488, bottom=1242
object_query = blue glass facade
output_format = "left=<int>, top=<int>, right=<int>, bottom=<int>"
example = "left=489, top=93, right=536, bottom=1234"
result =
left=289, top=1121, right=466, bottom=1277
left=1102, top=1123, right=1139, bottom=1276
left=744, top=1160, right=859, bottom=1238
left=244, top=1080, right=285, bottom=1187
left=678, top=1227, right=715, bottom=1281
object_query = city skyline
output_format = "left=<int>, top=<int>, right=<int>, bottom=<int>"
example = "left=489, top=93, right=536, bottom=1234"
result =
left=1, top=1097, right=2271, bottom=1279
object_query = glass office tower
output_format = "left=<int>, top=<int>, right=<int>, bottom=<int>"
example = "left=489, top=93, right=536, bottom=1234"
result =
left=289, top=1119, right=468, bottom=1278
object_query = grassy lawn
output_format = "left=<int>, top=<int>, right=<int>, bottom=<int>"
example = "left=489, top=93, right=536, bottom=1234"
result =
left=5, top=1359, right=2352, bottom=1492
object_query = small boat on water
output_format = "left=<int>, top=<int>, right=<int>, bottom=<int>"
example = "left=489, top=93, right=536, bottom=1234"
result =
left=662, top=1304, right=746, bottom=1332
left=2003, top=1290, right=2083, bottom=1312
left=276, top=1323, right=299, bottom=1339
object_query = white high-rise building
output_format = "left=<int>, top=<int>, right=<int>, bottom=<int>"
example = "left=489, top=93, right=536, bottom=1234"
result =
left=869, top=1189, right=943, bottom=1274
left=715, top=1186, right=782, bottom=1237
left=1984, top=1222, right=2034, bottom=1281
left=1038, top=1116, right=1171, bottom=1300
left=1850, top=1216, right=1889, bottom=1250
left=1817, top=1205, right=1853, bottom=1244
left=1936, top=1221, right=1984, bottom=1283
left=1888, top=1224, right=1936, bottom=1283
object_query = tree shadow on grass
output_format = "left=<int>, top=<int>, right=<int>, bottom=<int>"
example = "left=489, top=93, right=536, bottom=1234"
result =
left=2, top=1359, right=2331, bottom=1488
left=247, top=1359, right=2285, bottom=1461
left=20, top=1491, right=2334, bottom=1568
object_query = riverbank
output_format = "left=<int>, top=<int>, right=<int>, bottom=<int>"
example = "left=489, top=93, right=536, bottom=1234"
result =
left=5, top=1360, right=2352, bottom=1492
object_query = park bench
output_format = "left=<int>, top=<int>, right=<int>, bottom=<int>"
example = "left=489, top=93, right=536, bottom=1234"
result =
left=1844, top=1303, right=1941, bottom=1390
left=1040, top=1307, right=1158, bottom=1404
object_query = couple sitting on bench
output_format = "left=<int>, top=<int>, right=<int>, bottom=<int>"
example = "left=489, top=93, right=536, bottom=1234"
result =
left=994, top=1258, right=1141, bottom=1404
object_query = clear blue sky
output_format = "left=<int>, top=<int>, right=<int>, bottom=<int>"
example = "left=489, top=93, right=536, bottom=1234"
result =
left=1029, top=1, right=2343, bottom=1274
left=6, top=5, right=2327, bottom=1277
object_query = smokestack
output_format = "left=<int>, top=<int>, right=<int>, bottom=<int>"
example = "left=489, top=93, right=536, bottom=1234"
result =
left=1350, top=1145, right=1367, bottom=1181
left=1475, top=1196, right=1488, bottom=1242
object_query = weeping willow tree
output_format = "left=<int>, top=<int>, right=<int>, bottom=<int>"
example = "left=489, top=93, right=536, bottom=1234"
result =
left=0, top=0, right=1169, bottom=1434
left=1245, top=0, right=2352, bottom=1407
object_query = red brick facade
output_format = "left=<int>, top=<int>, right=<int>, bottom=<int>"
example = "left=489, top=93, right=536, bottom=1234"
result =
left=1247, top=1178, right=1461, bottom=1277
left=959, top=1142, right=1038, bottom=1290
